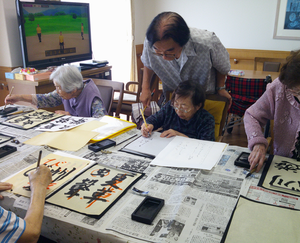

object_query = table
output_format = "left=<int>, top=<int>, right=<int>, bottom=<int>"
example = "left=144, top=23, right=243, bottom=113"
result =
left=228, top=70, right=280, bottom=80
left=0, top=108, right=299, bottom=243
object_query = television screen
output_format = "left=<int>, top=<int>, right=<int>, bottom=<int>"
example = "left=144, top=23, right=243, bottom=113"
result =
left=16, top=0, right=92, bottom=69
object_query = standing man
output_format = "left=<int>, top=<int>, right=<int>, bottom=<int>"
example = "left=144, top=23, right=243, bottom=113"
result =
left=59, top=31, right=64, bottom=52
left=81, top=23, right=84, bottom=40
left=140, top=12, right=231, bottom=107
left=0, top=165, right=52, bottom=243
left=36, top=24, right=42, bottom=42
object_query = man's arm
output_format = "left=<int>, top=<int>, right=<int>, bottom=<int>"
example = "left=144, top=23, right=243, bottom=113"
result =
left=18, top=165, right=52, bottom=243
left=140, top=66, right=155, bottom=107
left=216, top=72, right=232, bottom=109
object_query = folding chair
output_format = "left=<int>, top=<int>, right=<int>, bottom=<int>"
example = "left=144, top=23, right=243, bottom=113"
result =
left=224, top=75, right=272, bottom=134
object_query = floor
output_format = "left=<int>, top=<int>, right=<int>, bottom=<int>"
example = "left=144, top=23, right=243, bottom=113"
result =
left=222, top=122, right=248, bottom=148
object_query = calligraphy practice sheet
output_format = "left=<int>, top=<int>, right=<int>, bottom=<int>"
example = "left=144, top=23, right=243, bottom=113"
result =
left=46, top=163, right=143, bottom=216
left=222, top=196, right=300, bottom=243
left=91, top=116, right=136, bottom=142
left=151, top=136, right=228, bottom=170
left=259, top=155, right=300, bottom=197
left=2, top=109, right=63, bottom=129
left=5, top=153, right=90, bottom=197
left=121, top=132, right=174, bottom=158
left=36, top=116, right=96, bottom=131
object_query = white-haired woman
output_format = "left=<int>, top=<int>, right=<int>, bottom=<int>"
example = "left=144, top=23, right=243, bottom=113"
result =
left=5, top=65, right=106, bottom=117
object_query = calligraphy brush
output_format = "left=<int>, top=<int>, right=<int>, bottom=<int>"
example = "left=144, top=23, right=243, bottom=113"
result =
left=37, top=150, right=42, bottom=168
left=245, top=167, right=256, bottom=178
left=3, top=86, right=14, bottom=111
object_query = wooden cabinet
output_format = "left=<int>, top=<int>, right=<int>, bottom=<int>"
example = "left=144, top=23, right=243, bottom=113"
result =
left=0, top=81, right=10, bottom=107
left=5, top=65, right=112, bottom=112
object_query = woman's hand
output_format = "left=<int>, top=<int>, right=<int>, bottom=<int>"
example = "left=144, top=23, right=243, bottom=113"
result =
left=55, top=110, right=70, bottom=116
left=141, top=123, right=154, bottom=137
left=248, top=144, right=267, bottom=172
left=0, top=182, right=13, bottom=200
left=160, top=129, right=188, bottom=138
left=5, top=94, right=21, bottom=105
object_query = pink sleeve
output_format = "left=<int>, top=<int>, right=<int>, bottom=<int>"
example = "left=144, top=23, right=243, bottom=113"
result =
left=244, top=81, right=277, bottom=151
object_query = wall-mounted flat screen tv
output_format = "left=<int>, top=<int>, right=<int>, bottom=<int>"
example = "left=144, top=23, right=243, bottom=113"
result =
left=16, top=0, right=92, bottom=69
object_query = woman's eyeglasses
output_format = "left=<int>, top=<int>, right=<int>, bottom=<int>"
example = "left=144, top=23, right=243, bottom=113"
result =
left=171, top=103, right=191, bottom=113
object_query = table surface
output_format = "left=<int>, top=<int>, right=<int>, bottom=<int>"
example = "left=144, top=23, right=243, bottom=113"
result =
left=228, top=69, right=280, bottom=80
left=0, top=107, right=298, bottom=243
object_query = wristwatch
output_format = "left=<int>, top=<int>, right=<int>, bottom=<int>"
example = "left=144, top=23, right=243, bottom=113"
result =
left=216, top=85, right=226, bottom=91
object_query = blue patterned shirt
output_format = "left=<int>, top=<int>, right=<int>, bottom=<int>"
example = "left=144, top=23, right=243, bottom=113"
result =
left=146, top=101, right=215, bottom=141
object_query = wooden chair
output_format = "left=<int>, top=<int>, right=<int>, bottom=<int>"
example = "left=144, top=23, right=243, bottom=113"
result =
left=111, top=69, right=160, bottom=120
left=254, top=57, right=286, bottom=72
left=92, top=78, right=124, bottom=118
left=204, top=94, right=230, bottom=142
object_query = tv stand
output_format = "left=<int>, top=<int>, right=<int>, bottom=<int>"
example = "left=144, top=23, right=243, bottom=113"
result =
left=5, top=65, right=112, bottom=111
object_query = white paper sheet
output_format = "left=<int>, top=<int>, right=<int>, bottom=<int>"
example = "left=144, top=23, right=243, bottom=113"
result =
left=151, top=136, right=228, bottom=170
left=122, top=132, right=174, bottom=157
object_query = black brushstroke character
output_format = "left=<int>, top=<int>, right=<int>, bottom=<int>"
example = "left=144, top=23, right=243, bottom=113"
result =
left=83, top=187, right=114, bottom=203
left=101, top=173, right=134, bottom=190
left=275, top=161, right=300, bottom=173
left=65, top=178, right=98, bottom=198
left=91, top=168, right=110, bottom=177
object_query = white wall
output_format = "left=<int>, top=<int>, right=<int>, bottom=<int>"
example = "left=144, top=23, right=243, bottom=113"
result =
left=134, top=0, right=300, bottom=51
left=0, top=0, right=22, bottom=67
left=1, top=0, right=299, bottom=68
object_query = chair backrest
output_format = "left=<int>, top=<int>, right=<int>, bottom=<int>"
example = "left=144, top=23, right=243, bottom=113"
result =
left=92, top=78, right=124, bottom=118
left=98, top=85, right=113, bottom=115
left=254, top=57, right=286, bottom=71
left=204, top=94, right=229, bottom=141
left=226, top=75, right=268, bottom=117
left=263, top=62, right=281, bottom=72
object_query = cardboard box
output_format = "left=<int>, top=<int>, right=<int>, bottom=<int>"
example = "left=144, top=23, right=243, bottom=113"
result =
left=5, top=72, right=15, bottom=79
left=25, top=71, right=51, bottom=81
left=15, top=73, right=25, bottom=80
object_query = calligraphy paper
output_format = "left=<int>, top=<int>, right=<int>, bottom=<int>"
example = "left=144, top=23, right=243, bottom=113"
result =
left=5, top=153, right=90, bottom=197
left=221, top=196, right=300, bottom=243
left=151, top=136, right=228, bottom=170
left=121, top=132, right=174, bottom=158
left=91, top=115, right=136, bottom=142
left=1, top=109, right=63, bottom=129
left=46, top=163, right=143, bottom=217
left=24, top=130, right=98, bottom=151
left=258, top=155, right=300, bottom=197
left=36, top=116, right=96, bottom=131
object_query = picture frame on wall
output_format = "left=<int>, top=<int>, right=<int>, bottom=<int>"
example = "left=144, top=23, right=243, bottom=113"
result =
left=273, top=0, right=300, bottom=40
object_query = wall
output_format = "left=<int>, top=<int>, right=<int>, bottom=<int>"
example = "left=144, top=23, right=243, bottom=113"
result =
left=0, top=0, right=22, bottom=67
left=134, top=0, right=300, bottom=52
left=1, top=0, right=299, bottom=68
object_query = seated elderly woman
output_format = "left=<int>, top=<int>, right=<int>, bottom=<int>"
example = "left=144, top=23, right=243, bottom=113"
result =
left=5, top=65, right=106, bottom=117
left=141, top=81, right=215, bottom=140
left=244, top=49, right=300, bottom=172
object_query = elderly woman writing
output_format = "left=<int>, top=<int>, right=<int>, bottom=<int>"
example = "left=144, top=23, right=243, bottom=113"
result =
left=141, top=81, right=215, bottom=140
left=244, top=49, right=300, bottom=172
left=5, top=65, right=106, bottom=117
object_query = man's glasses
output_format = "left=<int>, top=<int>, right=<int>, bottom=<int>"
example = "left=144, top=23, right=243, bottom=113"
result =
left=171, top=103, right=191, bottom=113
left=152, top=52, right=176, bottom=59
